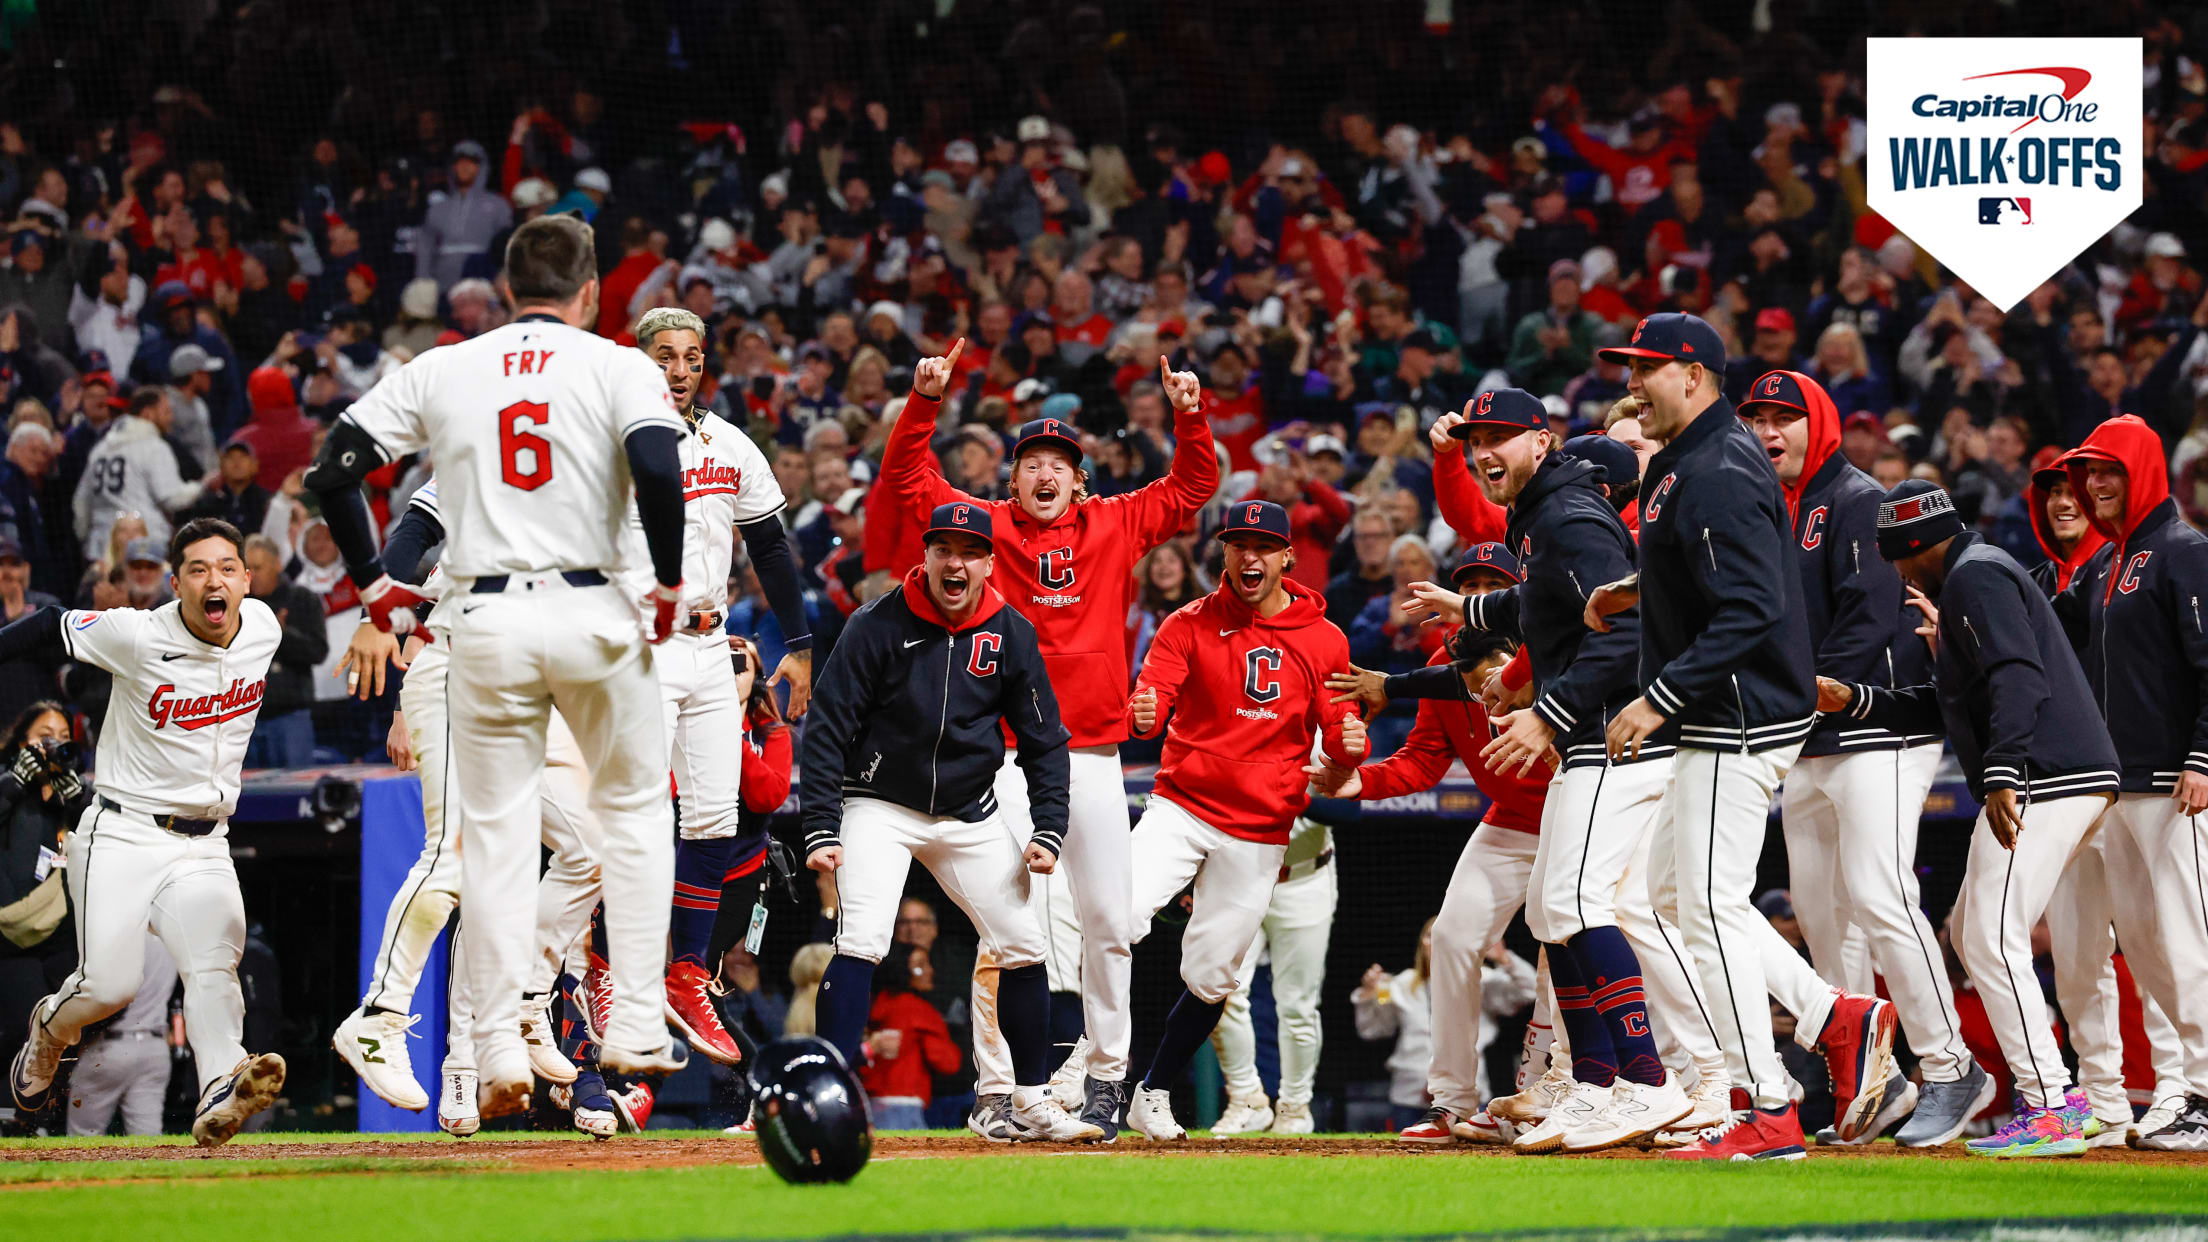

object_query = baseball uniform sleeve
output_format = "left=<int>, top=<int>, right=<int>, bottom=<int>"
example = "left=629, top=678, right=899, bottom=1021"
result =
left=1129, top=608, right=1193, bottom=737
left=1642, top=478, right=1791, bottom=719
left=1524, top=513, right=1640, bottom=736
left=1001, top=615, right=1072, bottom=857
left=798, top=604, right=892, bottom=853
left=720, top=422, right=789, bottom=524
left=880, top=392, right=971, bottom=520
left=1351, top=696, right=1456, bottom=800
left=1842, top=680, right=1945, bottom=738
left=1817, top=491, right=1904, bottom=678
left=339, top=354, right=431, bottom=459
left=1382, top=662, right=1473, bottom=703
left=1942, top=564, right=2050, bottom=793
left=1110, top=401, right=1222, bottom=549
left=1461, top=585, right=1524, bottom=640
left=58, top=607, right=149, bottom=675
left=605, top=347, right=685, bottom=441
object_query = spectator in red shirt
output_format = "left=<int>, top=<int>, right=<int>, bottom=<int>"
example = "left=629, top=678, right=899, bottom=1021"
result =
left=1205, top=343, right=1269, bottom=472
left=231, top=367, right=318, bottom=492
left=1549, top=107, right=1696, bottom=214
left=596, top=216, right=665, bottom=337
left=1051, top=271, right=1112, bottom=352
left=858, top=941, right=962, bottom=1130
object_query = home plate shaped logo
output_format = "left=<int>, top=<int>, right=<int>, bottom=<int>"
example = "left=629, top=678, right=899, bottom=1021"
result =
left=1869, top=38, right=2139, bottom=311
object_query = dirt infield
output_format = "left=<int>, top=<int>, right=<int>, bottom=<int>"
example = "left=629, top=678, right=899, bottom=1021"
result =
left=6, top=1132, right=2205, bottom=1175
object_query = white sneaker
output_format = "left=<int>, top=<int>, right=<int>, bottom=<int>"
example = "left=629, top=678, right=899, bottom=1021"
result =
left=1565, top=1073, right=1692, bottom=1152
left=1048, top=1036, right=1092, bottom=1110
left=1457, top=1110, right=1514, bottom=1143
left=967, top=1093, right=1015, bottom=1143
left=437, top=1070, right=479, bottom=1136
left=1011, top=1088, right=1106, bottom=1142
left=1269, top=1101, right=1314, bottom=1135
left=1491, top=1062, right=1574, bottom=1124
left=1126, top=1083, right=1186, bottom=1141
left=332, top=1008, right=429, bottom=1111
left=1511, top=1080, right=1608, bottom=1153
left=1653, top=1074, right=1734, bottom=1145
left=192, top=1054, right=287, bottom=1147
left=1211, top=1096, right=1275, bottom=1135
left=599, top=1037, right=688, bottom=1078
left=517, top=994, right=578, bottom=1084
left=2131, top=1092, right=2187, bottom=1146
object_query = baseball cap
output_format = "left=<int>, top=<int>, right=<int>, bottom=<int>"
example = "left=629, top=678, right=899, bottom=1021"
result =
left=124, top=537, right=165, bottom=567
left=451, top=139, right=488, bottom=164
left=1739, top=371, right=1809, bottom=416
left=1754, top=307, right=1796, bottom=335
left=1448, top=387, right=1548, bottom=436
left=1010, top=377, right=1053, bottom=404
left=830, top=486, right=867, bottom=517
left=1451, top=542, right=1522, bottom=587
left=221, top=437, right=256, bottom=457
left=153, top=280, right=195, bottom=310
left=80, top=369, right=115, bottom=391
left=1754, top=889, right=1796, bottom=921
left=1217, top=500, right=1292, bottom=548
left=1597, top=312, right=1726, bottom=372
left=1399, top=329, right=1442, bottom=356
left=920, top=169, right=956, bottom=191
left=1547, top=258, right=1582, bottom=286
left=1306, top=434, right=1346, bottom=460
left=924, top=501, right=994, bottom=546
left=2030, top=445, right=2068, bottom=487
left=511, top=177, right=557, bottom=210
left=573, top=167, right=612, bottom=195
left=1037, top=393, right=1082, bottom=423
left=0, top=536, right=24, bottom=564
left=1017, top=115, right=1052, bottom=144
left=1875, top=480, right=1966, bottom=562
left=169, top=343, right=225, bottom=378
left=1557, top=433, right=1639, bottom=487
left=2146, top=232, right=2187, bottom=260
left=1012, top=416, right=1083, bottom=463
left=1843, top=411, right=1887, bottom=438
left=943, top=138, right=980, bottom=165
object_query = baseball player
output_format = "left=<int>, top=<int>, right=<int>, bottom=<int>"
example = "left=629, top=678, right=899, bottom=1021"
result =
left=2051, top=416, right=2208, bottom=1151
left=1596, top=314, right=1894, bottom=1161
left=1120, top=501, right=1366, bottom=1142
left=1204, top=814, right=1338, bottom=1136
left=1737, top=369, right=1987, bottom=1147
left=306, top=214, right=690, bottom=1118
left=883, top=342, right=1217, bottom=1138
left=1311, top=545, right=1552, bottom=1143
left=1821, top=479, right=2119, bottom=1158
left=799, top=501, right=1100, bottom=1142
left=4, top=517, right=289, bottom=1147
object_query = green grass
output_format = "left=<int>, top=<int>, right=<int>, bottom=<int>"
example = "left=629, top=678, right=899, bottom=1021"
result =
left=2, top=1139, right=2201, bottom=1241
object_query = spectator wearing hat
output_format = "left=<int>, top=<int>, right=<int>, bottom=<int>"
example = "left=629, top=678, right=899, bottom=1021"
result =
left=231, top=366, right=317, bottom=492
left=1542, top=99, right=1697, bottom=216
left=66, top=241, right=145, bottom=380
left=129, top=280, right=244, bottom=427
left=72, top=388, right=204, bottom=558
left=241, top=533, right=330, bottom=769
left=548, top=166, right=612, bottom=221
left=1839, top=412, right=1889, bottom=473
left=1239, top=436, right=1349, bottom=592
left=1497, top=176, right=1593, bottom=319
left=1360, top=331, right=1455, bottom=431
left=118, top=536, right=174, bottom=609
left=164, top=342, right=224, bottom=473
left=817, top=486, right=869, bottom=618
left=0, top=306, right=75, bottom=412
left=860, top=301, right=920, bottom=369
left=1725, top=307, right=1801, bottom=403
left=2116, top=233, right=2201, bottom=338
left=1561, top=352, right=1632, bottom=433
left=383, top=278, right=445, bottom=358
left=2039, top=284, right=2208, bottom=449
left=0, top=228, right=73, bottom=355
left=982, top=116, right=1090, bottom=246
left=1506, top=259, right=1601, bottom=397
left=774, top=343, right=844, bottom=448
left=183, top=439, right=287, bottom=547
left=414, top=139, right=513, bottom=290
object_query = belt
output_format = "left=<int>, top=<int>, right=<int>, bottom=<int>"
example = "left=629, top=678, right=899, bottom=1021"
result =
left=470, top=569, right=607, bottom=594
left=683, top=609, right=725, bottom=635
left=1279, top=847, right=1334, bottom=884
left=100, top=796, right=218, bottom=837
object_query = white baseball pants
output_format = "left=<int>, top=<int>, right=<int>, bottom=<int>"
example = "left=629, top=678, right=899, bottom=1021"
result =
left=2095, top=793, right=2208, bottom=1095
left=446, top=578, right=671, bottom=1082
left=1780, top=745, right=1970, bottom=1081
left=974, top=746, right=1136, bottom=1090
left=830, top=797, right=1047, bottom=968
left=1614, top=804, right=1730, bottom=1091
left=1416, top=822, right=1536, bottom=1116
left=1214, top=860, right=1338, bottom=1110
left=360, top=643, right=463, bottom=1019
left=659, top=628, right=746, bottom=840
left=1526, top=759, right=1671, bottom=942
left=1128, top=796, right=1286, bottom=1004
left=36, top=804, right=247, bottom=1094
left=2045, top=824, right=2190, bottom=1119
left=65, top=1033, right=169, bottom=1136
left=525, top=711, right=610, bottom=996
left=1948, top=792, right=2109, bottom=1109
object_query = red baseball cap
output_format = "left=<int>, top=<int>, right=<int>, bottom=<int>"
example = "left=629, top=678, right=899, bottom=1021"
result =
left=1754, top=307, right=1796, bottom=335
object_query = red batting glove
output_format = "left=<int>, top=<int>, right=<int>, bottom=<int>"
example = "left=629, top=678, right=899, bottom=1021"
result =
left=359, top=575, right=426, bottom=634
left=649, top=583, right=682, bottom=644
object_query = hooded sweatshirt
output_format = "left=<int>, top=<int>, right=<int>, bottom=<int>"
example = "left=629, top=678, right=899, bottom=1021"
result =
left=2055, top=414, right=2208, bottom=793
left=231, top=367, right=319, bottom=492
left=1350, top=641, right=1548, bottom=833
left=415, top=145, right=515, bottom=290
left=1761, top=370, right=1935, bottom=756
left=1131, top=577, right=1360, bottom=843
left=2025, top=467, right=2108, bottom=599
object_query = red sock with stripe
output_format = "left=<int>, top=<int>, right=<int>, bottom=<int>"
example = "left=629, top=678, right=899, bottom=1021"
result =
left=1544, top=942, right=1616, bottom=1087
left=1567, top=926, right=1665, bottom=1087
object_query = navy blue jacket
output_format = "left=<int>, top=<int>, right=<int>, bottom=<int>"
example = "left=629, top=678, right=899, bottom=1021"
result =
left=1635, top=398, right=1815, bottom=752
left=2056, top=498, right=2208, bottom=793
left=1790, top=451, right=1937, bottom=756
left=800, top=570, right=1070, bottom=855
left=1844, top=533, right=2117, bottom=803
left=1463, top=453, right=1668, bottom=768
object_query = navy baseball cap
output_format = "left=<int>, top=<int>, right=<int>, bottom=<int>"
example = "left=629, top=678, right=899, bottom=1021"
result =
left=1558, top=433, right=1640, bottom=488
left=1451, top=542, right=1521, bottom=587
left=1448, top=388, right=1548, bottom=436
left=1598, top=312, right=1726, bottom=372
left=1739, top=370, right=1809, bottom=416
left=1875, top=480, right=1965, bottom=562
left=1011, top=416, right=1084, bottom=464
left=1217, top=500, right=1293, bottom=547
left=924, top=501, right=995, bottom=547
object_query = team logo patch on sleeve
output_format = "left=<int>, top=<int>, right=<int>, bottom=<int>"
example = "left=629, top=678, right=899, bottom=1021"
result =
left=71, top=612, right=101, bottom=630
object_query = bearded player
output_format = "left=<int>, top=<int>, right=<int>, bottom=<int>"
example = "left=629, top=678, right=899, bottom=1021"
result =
left=884, top=342, right=1217, bottom=1138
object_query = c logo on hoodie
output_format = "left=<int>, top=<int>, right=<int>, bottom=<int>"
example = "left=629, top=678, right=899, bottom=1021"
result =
left=2117, top=550, right=2152, bottom=595
left=1037, top=546, right=1076, bottom=590
left=1801, top=506, right=1828, bottom=551
left=1641, top=473, right=1677, bottom=523
left=967, top=632, right=1002, bottom=677
left=1244, top=647, right=1283, bottom=704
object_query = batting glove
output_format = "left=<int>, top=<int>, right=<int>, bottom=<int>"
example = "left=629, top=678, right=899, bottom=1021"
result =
left=359, top=575, right=427, bottom=635
left=649, top=583, right=683, bottom=644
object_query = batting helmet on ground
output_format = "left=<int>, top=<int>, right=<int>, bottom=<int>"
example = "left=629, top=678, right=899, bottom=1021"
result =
left=746, top=1036, right=872, bottom=1183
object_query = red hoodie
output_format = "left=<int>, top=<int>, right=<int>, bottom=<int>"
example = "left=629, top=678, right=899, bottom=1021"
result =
left=233, top=367, right=319, bottom=492
left=2062, top=414, right=2167, bottom=603
left=1132, top=578, right=1360, bottom=843
left=1763, top=368, right=1841, bottom=526
left=883, top=390, right=1220, bottom=748
left=2027, top=463, right=2109, bottom=594
left=858, top=990, right=961, bottom=1103
left=1351, top=642, right=1546, bottom=833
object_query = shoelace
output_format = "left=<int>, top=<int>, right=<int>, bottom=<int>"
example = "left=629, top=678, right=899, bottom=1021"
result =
left=1694, top=1109, right=1752, bottom=1143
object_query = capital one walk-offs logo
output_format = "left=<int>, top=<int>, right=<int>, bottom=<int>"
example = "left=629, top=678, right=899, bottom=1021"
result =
left=1869, top=38, right=2140, bottom=311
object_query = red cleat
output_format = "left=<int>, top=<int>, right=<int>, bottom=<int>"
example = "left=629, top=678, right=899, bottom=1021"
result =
left=665, top=960, right=743, bottom=1067
left=611, top=1079, right=655, bottom=1132
left=1817, top=993, right=1898, bottom=1141
left=582, top=953, right=613, bottom=1042
left=1662, top=1089, right=1808, bottom=1161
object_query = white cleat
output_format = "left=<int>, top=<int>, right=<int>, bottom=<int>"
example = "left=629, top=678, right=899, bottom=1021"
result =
left=1048, top=1036, right=1092, bottom=1110
left=517, top=994, right=578, bottom=1085
left=1211, top=1096, right=1275, bottom=1136
left=192, top=1053, right=287, bottom=1148
left=1491, top=1063, right=1574, bottom=1125
left=1269, top=1101, right=1314, bottom=1135
left=1457, top=1110, right=1515, bottom=1144
left=438, top=1070, right=480, bottom=1136
left=1565, top=1073, right=1693, bottom=1152
left=332, top=1008, right=430, bottom=1111
left=1653, top=1075, right=1734, bottom=1146
left=1011, top=1090, right=1106, bottom=1142
left=1126, top=1083, right=1186, bottom=1141
left=1511, top=1080, right=1608, bottom=1154
left=2131, top=1092, right=2187, bottom=1147
left=599, top=1037, right=689, bottom=1078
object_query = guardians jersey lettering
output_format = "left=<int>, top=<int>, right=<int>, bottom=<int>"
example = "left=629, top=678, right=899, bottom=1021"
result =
left=149, top=679, right=266, bottom=730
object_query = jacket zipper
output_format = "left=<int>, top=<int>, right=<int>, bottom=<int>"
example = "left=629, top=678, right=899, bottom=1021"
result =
left=1702, top=528, right=1717, bottom=572
left=929, top=634, right=952, bottom=812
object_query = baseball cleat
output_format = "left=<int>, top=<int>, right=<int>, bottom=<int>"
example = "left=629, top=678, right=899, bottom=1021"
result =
left=1126, top=1083, right=1185, bottom=1141
left=1397, top=1106, right=1465, bottom=1144
left=517, top=993, right=578, bottom=1084
left=664, top=961, right=743, bottom=1067
left=1457, top=1110, right=1514, bottom=1143
left=1048, top=1036, right=1092, bottom=1111
left=1567, top=1072, right=1692, bottom=1152
left=1010, top=1089, right=1105, bottom=1142
left=1662, top=1089, right=1807, bottom=1161
left=1491, top=1063, right=1573, bottom=1124
left=1081, top=1076, right=1127, bottom=1142
left=332, top=1007, right=429, bottom=1111
left=1966, top=1098, right=2085, bottom=1158
left=611, top=1079, right=656, bottom=1132
left=723, top=1114, right=756, bottom=1136
left=599, top=1036, right=689, bottom=1078
left=1824, top=1079, right=1919, bottom=1146
left=1511, top=1080, right=1608, bottom=1154
left=1896, top=1064, right=1994, bottom=1147
left=2133, top=1093, right=2208, bottom=1151
left=192, top=1053, right=287, bottom=1148
left=967, top=1093, right=1016, bottom=1143
left=580, top=952, right=612, bottom=1041
left=1211, top=1095, right=1274, bottom=1136
left=478, top=1074, right=532, bottom=1119
left=1270, top=1101, right=1315, bottom=1135
left=1816, top=993, right=1898, bottom=1141
left=567, top=1070, right=617, bottom=1139
left=437, top=1069, right=480, bottom=1136
left=2131, top=1091, right=2189, bottom=1147
left=9, top=1011, right=62, bottom=1111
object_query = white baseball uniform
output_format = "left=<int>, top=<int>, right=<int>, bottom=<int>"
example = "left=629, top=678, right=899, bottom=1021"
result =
left=1212, top=819, right=1337, bottom=1112
left=339, top=317, right=683, bottom=1079
left=35, top=598, right=280, bottom=1095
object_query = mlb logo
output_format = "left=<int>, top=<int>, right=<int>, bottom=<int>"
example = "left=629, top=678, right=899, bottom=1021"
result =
left=1977, top=197, right=2032, bottom=225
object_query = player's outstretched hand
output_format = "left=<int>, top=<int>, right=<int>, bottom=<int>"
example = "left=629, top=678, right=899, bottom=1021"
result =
left=1326, top=664, right=1389, bottom=713
left=1479, top=666, right=1533, bottom=714
left=1340, top=713, right=1368, bottom=759
left=339, top=619, right=407, bottom=700
left=1302, top=759, right=1361, bottom=798
left=1603, top=694, right=1665, bottom=762
left=1404, top=581, right=1466, bottom=626
left=1160, top=357, right=1203, bottom=413
left=359, top=574, right=426, bottom=635
left=1583, top=574, right=1639, bottom=633
left=1129, top=686, right=1159, bottom=734
left=806, top=845, right=843, bottom=873
left=913, top=338, right=965, bottom=399
left=385, top=708, right=416, bottom=772
left=1815, top=676, right=1856, bottom=714
left=1480, top=708, right=1558, bottom=778
left=1023, top=841, right=1058, bottom=874
left=769, top=649, right=812, bottom=718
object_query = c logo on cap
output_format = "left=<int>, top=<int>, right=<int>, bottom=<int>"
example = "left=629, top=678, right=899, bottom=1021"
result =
left=1631, top=319, right=1648, bottom=343
left=1476, top=545, right=1493, bottom=561
left=1245, top=503, right=1263, bottom=525
left=953, top=504, right=971, bottom=525
left=1474, top=391, right=1494, bottom=418
left=1761, top=375, right=1784, bottom=397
